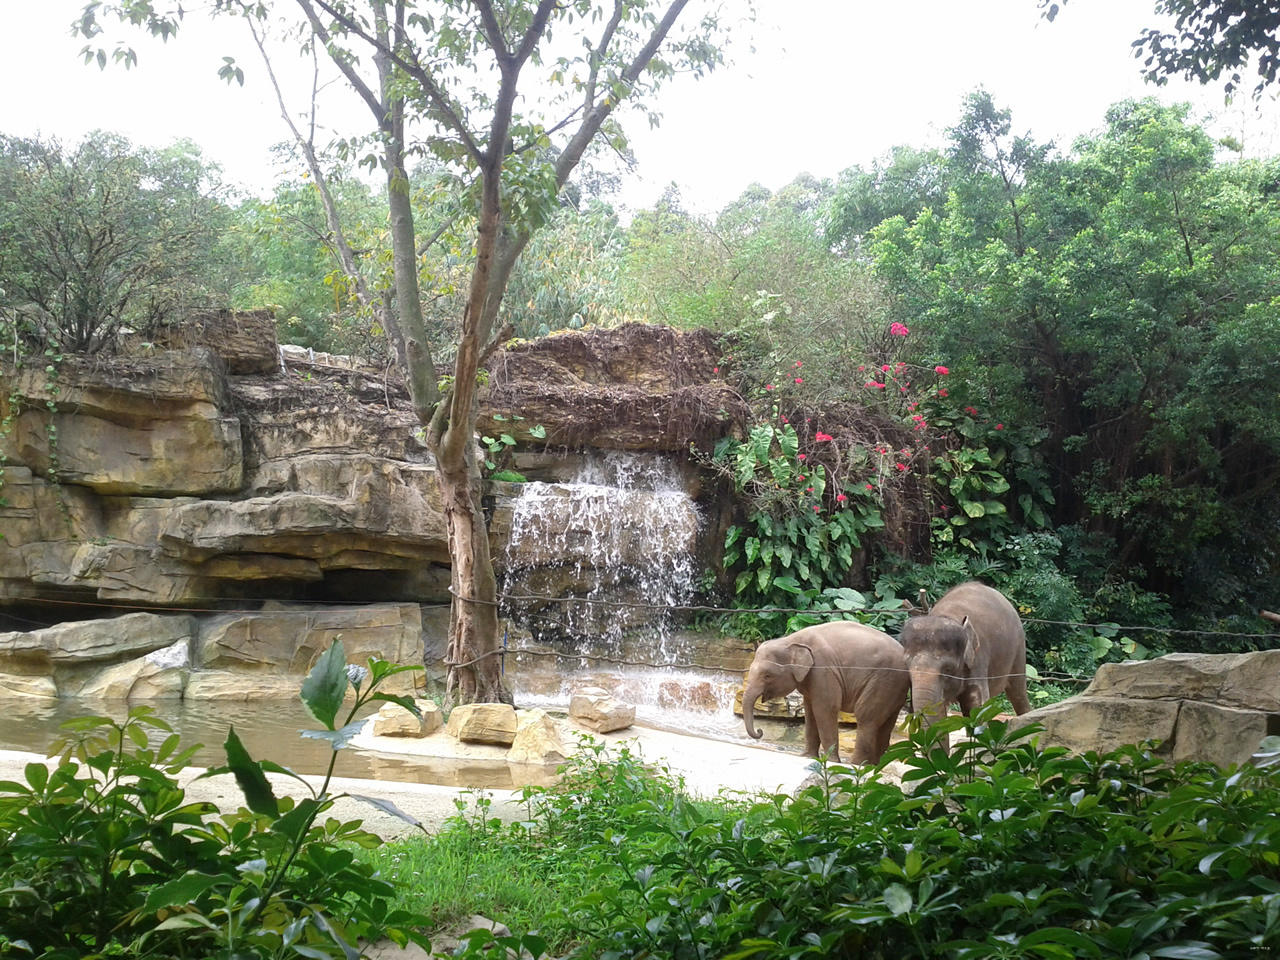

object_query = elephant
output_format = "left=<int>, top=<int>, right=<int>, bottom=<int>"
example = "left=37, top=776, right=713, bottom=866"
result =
left=741, top=622, right=910, bottom=764
left=898, top=581, right=1032, bottom=747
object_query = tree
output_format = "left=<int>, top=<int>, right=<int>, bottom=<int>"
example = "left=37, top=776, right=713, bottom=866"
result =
left=0, top=133, right=229, bottom=353
left=78, top=0, right=733, bottom=705
left=871, top=96, right=1280, bottom=614
left=1043, top=0, right=1280, bottom=98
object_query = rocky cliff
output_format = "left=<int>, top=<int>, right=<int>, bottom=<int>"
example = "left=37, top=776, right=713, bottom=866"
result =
left=0, top=316, right=745, bottom=699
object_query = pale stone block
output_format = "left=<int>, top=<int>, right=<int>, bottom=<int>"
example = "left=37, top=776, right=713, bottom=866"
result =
left=569, top=690, right=635, bottom=733
left=446, top=703, right=518, bottom=745
left=508, top=708, right=571, bottom=764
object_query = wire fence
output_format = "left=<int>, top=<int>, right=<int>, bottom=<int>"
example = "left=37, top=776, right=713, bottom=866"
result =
left=7, top=586, right=1276, bottom=688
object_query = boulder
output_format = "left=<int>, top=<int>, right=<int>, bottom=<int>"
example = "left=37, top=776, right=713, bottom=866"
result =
left=144, top=309, right=280, bottom=375
left=195, top=603, right=423, bottom=684
left=508, top=708, right=571, bottom=764
left=0, top=674, right=58, bottom=698
left=1012, top=650, right=1280, bottom=768
left=369, top=699, right=443, bottom=738
left=63, top=646, right=188, bottom=700
left=0, top=613, right=195, bottom=673
left=1086, top=651, right=1280, bottom=713
left=569, top=687, right=635, bottom=733
left=446, top=703, right=518, bottom=745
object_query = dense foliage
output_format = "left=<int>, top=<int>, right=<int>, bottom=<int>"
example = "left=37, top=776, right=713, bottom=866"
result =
left=0, top=643, right=430, bottom=959
left=366, top=711, right=1280, bottom=959
left=2, top=86, right=1278, bottom=654
left=0, top=133, right=230, bottom=352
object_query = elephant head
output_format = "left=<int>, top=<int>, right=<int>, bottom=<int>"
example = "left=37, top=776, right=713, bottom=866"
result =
left=898, top=614, right=979, bottom=730
left=742, top=640, right=815, bottom=741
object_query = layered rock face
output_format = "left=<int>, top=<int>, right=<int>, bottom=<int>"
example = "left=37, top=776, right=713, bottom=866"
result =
left=1011, top=651, right=1280, bottom=767
left=0, top=319, right=741, bottom=699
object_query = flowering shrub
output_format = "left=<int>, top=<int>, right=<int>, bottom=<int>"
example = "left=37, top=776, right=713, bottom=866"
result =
left=712, top=421, right=888, bottom=639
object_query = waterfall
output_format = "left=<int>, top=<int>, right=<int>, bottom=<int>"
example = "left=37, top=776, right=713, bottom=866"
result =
left=500, top=451, right=700, bottom=661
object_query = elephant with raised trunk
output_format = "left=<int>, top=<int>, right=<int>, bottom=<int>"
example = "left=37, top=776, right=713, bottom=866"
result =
left=899, top=581, right=1032, bottom=747
left=741, top=622, right=910, bottom=764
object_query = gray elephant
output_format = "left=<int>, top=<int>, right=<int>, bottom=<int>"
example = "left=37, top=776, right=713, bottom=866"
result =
left=741, top=622, right=910, bottom=764
left=899, top=581, right=1032, bottom=745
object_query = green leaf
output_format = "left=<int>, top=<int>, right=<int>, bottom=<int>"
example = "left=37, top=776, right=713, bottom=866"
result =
left=141, top=872, right=224, bottom=913
left=300, top=719, right=366, bottom=752
left=300, top=640, right=349, bottom=731
left=223, top=726, right=279, bottom=818
left=962, top=500, right=986, bottom=518
left=883, top=883, right=913, bottom=916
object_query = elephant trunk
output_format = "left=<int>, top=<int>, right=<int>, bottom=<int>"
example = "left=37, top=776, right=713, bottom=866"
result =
left=910, top=676, right=951, bottom=751
left=742, top=679, right=765, bottom=740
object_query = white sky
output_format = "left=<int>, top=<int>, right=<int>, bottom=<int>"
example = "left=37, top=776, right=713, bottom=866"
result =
left=3, top=1, right=1279, bottom=214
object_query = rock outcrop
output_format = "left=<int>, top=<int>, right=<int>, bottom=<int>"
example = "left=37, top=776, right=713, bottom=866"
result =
left=1011, top=651, right=1280, bottom=768
left=0, top=321, right=741, bottom=700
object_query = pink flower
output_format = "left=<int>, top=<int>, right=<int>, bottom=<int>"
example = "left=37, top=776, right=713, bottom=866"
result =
left=815, top=431, right=833, bottom=442
left=794, top=360, right=802, bottom=367
left=836, top=493, right=848, bottom=502
left=912, top=414, right=924, bottom=422
left=965, top=406, right=978, bottom=415
left=781, top=416, right=789, bottom=423
left=765, top=384, right=774, bottom=391
left=798, top=453, right=807, bottom=461
left=881, top=364, right=891, bottom=372
left=865, top=483, right=874, bottom=490
left=996, top=423, right=1004, bottom=430
left=877, top=383, right=886, bottom=389
left=935, top=365, right=949, bottom=375
left=937, top=388, right=948, bottom=398
left=890, top=322, right=910, bottom=336
left=794, top=377, right=803, bottom=384
left=806, top=487, right=814, bottom=493
left=813, top=504, right=821, bottom=513
left=798, top=475, right=805, bottom=481
left=896, top=463, right=907, bottom=471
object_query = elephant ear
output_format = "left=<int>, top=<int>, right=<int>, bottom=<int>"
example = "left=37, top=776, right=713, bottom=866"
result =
left=961, top=616, right=980, bottom=669
left=789, top=644, right=816, bottom=684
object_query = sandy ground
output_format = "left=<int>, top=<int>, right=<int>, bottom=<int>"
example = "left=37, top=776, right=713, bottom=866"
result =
left=0, top=722, right=817, bottom=841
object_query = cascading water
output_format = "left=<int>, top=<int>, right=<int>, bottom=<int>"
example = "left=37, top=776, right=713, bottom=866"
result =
left=500, top=451, right=700, bottom=659
left=499, top=452, right=755, bottom=737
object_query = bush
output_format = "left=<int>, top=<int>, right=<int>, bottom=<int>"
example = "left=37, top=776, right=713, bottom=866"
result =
left=510, top=710, right=1280, bottom=958
left=0, top=642, right=430, bottom=959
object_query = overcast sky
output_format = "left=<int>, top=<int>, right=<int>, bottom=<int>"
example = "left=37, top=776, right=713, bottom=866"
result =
left=4, top=1, right=1279, bottom=214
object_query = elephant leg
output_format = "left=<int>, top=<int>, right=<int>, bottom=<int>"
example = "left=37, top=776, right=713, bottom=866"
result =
left=802, top=709, right=821, bottom=758
left=848, top=717, right=883, bottom=765
left=1005, top=671, right=1032, bottom=715
left=815, top=707, right=841, bottom=762
left=958, top=685, right=982, bottom=717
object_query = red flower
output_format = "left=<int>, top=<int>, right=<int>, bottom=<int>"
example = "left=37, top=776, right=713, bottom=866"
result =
left=836, top=493, right=848, bottom=502
left=896, top=462, right=907, bottom=471
left=765, top=384, right=774, bottom=391
left=815, top=431, right=833, bottom=442
left=806, top=487, right=814, bottom=493
left=813, top=504, right=821, bottom=513
left=781, top=416, right=789, bottom=423
left=890, top=322, right=910, bottom=336
left=964, top=406, right=978, bottom=416
left=996, top=423, right=1004, bottom=430
left=937, top=388, right=948, bottom=397
left=798, top=475, right=805, bottom=481
left=881, top=364, right=891, bottom=372
left=935, top=365, right=949, bottom=375
left=857, top=365, right=865, bottom=371
left=798, top=453, right=807, bottom=461
left=794, top=377, right=803, bottom=384
left=794, top=360, right=802, bottom=367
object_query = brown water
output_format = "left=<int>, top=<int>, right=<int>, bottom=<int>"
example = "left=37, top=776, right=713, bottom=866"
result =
left=0, top=697, right=524, bottom=789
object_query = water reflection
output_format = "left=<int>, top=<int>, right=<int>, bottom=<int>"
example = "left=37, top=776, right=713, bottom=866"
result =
left=0, top=698, right=523, bottom=789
